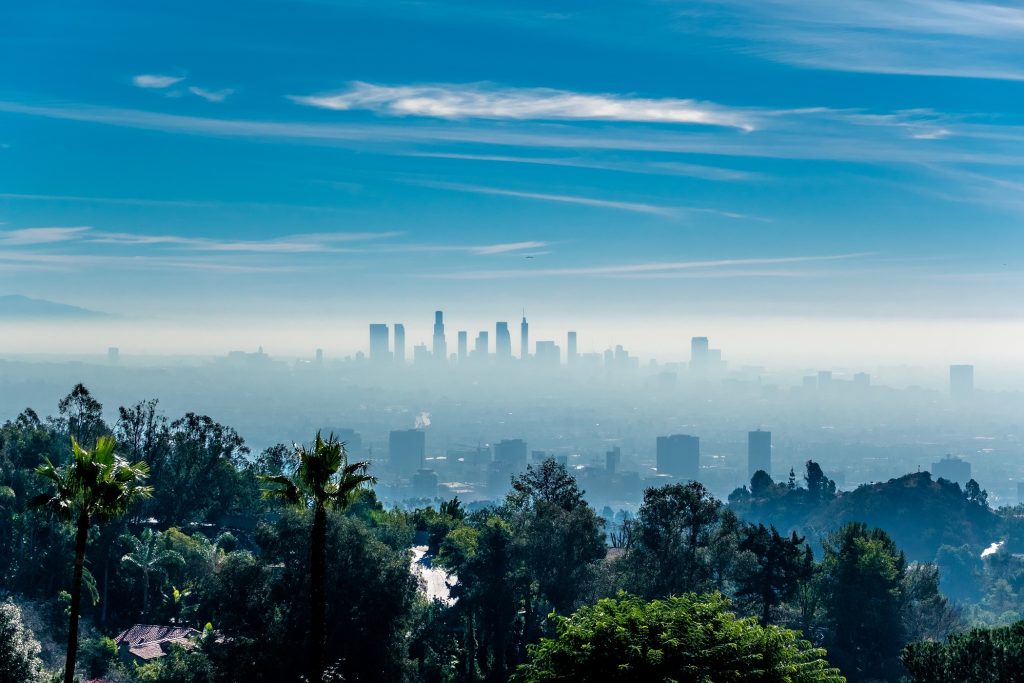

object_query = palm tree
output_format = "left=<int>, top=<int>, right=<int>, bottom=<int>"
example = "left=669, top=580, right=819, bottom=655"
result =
left=261, top=432, right=374, bottom=683
left=31, top=436, right=152, bottom=683
left=120, top=528, right=184, bottom=617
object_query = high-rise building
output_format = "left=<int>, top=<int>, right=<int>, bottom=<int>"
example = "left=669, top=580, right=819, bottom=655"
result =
left=690, top=337, right=709, bottom=374
left=474, top=331, right=489, bottom=357
left=656, top=434, right=700, bottom=481
left=853, top=372, right=870, bottom=387
left=457, top=331, right=468, bottom=362
left=817, top=370, right=832, bottom=388
left=567, top=331, right=578, bottom=364
left=606, top=446, right=621, bottom=474
left=107, top=347, right=119, bottom=363
left=494, top=439, right=527, bottom=471
left=389, top=429, right=425, bottom=477
left=932, top=454, right=971, bottom=485
left=413, top=344, right=430, bottom=365
left=748, top=430, right=772, bottom=480
left=950, top=364, right=974, bottom=401
left=369, top=324, right=390, bottom=362
left=412, top=469, right=439, bottom=499
left=433, top=311, right=447, bottom=361
left=393, top=324, right=405, bottom=365
left=495, top=322, right=512, bottom=359
left=315, top=348, right=323, bottom=364
left=535, top=341, right=560, bottom=367
left=520, top=315, right=529, bottom=360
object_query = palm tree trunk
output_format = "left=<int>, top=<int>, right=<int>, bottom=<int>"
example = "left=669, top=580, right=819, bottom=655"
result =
left=308, top=504, right=327, bottom=683
left=143, top=567, right=150, bottom=617
left=64, top=510, right=89, bottom=683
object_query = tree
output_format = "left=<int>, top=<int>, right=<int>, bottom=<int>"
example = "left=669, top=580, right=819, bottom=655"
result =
left=120, top=528, right=185, bottom=616
left=0, top=601, right=46, bottom=683
left=804, top=461, right=836, bottom=504
left=820, top=522, right=906, bottom=682
left=515, top=593, right=845, bottom=683
left=57, top=384, right=107, bottom=447
left=735, top=523, right=812, bottom=625
left=902, top=620, right=1024, bottom=682
left=31, top=436, right=152, bottom=683
left=260, top=432, right=374, bottom=683
left=750, top=470, right=774, bottom=498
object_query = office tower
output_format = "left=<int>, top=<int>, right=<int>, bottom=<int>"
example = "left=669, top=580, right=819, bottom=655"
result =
left=606, top=446, right=621, bottom=474
left=107, top=347, right=119, bottom=363
left=853, top=372, right=870, bottom=387
left=950, top=364, right=974, bottom=401
left=494, top=439, right=527, bottom=471
left=457, top=331, right=468, bottom=362
left=433, top=311, right=447, bottom=360
left=474, top=331, right=489, bottom=357
left=412, top=469, right=439, bottom=499
left=520, top=315, right=529, bottom=360
left=393, top=324, right=406, bottom=365
left=567, top=331, right=578, bottom=364
left=535, top=341, right=560, bottom=367
left=413, top=344, right=430, bottom=365
left=315, top=348, right=323, bottom=364
left=531, top=450, right=548, bottom=463
left=332, top=428, right=363, bottom=458
left=656, top=434, right=700, bottom=481
left=817, top=370, right=832, bottom=388
left=495, top=322, right=512, bottom=359
left=690, top=337, right=709, bottom=374
left=932, top=454, right=971, bottom=485
left=369, top=324, right=390, bottom=362
left=389, top=429, right=425, bottom=477
left=748, top=430, right=772, bottom=480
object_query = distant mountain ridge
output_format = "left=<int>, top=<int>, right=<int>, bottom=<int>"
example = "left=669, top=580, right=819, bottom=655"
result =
left=0, top=295, right=104, bottom=318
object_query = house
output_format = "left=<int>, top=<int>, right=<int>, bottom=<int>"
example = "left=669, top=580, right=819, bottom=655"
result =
left=114, top=624, right=202, bottom=662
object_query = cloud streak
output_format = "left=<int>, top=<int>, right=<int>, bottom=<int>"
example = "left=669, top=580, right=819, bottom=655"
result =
left=414, top=181, right=678, bottom=216
left=132, top=74, right=184, bottom=89
left=290, top=81, right=756, bottom=131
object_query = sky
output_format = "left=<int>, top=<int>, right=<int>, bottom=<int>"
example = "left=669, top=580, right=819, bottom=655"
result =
left=0, top=0, right=1022, bottom=363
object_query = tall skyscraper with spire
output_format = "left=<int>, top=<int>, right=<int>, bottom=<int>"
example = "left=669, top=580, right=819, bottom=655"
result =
left=520, top=313, right=529, bottom=361
left=433, top=311, right=447, bottom=361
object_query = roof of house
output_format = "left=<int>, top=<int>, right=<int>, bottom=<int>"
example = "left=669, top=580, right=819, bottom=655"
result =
left=114, top=624, right=202, bottom=661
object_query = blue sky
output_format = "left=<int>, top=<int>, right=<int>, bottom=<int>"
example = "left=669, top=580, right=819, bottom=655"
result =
left=0, top=0, right=1022, bottom=360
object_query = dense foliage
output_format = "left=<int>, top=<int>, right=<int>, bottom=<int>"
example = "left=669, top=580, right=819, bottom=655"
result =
left=0, top=385, right=1017, bottom=682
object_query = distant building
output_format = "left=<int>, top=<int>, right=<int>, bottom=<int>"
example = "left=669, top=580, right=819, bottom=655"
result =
left=535, top=341, right=560, bottom=368
left=531, top=450, right=548, bottom=463
left=656, top=434, right=700, bottom=481
left=853, top=372, right=870, bottom=387
left=802, top=376, right=817, bottom=390
left=932, top=454, right=971, bottom=485
left=107, top=347, right=119, bottom=363
left=474, top=331, right=489, bottom=357
left=520, top=315, right=529, bottom=360
left=389, top=429, right=425, bottom=476
left=457, top=331, right=468, bottom=362
left=494, top=439, right=527, bottom=471
left=332, top=428, right=364, bottom=458
left=393, top=324, right=406, bottom=365
left=1018, top=482, right=1024, bottom=505
left=315, top=348, right=324, bottom=364
left=690, top=337, right=709, bottom=373
left=412, top=469, right=438, bottom=499
left=817, top=370, right=832, bottom=388
left=748, top=430, right=772, bottom=479
left=413, top=343, right=430, bottom=365
left=495, top=322, right=512, bottom=359
left=567, top=331, right=578, bottom=364
left=606, top=446, right=621, bottom=474
left=369, top=324, right=390, bottom=362
left=433, top=311, right=447, bottom=361
left=950, top=364, right=974, bottom=401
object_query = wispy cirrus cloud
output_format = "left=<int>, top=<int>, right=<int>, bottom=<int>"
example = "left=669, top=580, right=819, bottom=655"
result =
left=290, top=81, right=756, bottom=131
left=413, top=181, right=678, bottom=216
left=132, top=74, right=185, bottom=89
left=0, top=226, right=91, bottom=245
left=428, top=253, right=873, bottom=280
left=188, top=86, right=234, bottom=103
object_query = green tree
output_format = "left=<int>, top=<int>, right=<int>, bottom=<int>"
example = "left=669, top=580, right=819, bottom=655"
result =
left=260, top=432, right=374, bottom=683
left=31, top=436, right=152, bottom=683
left=735, top=523, right=812, bottom=625
left=902, top=620, right=1024, bottom=682
left=820, top=522, right=906, bottom=682
left=0, top=601, right=47, bottom=683
left=120, top=528, right=185, bottom=617
left=515, top=593, right=845, bottom=683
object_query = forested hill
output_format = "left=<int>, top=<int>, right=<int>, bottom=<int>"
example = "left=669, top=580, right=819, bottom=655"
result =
left=728, top=466, right=1002, bottom=563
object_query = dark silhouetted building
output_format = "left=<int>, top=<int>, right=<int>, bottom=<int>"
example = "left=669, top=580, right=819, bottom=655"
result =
left=433, top=311, right=447, bottom=361
left=495, top=322, right=511, bottom=359
left=520, top=315, right=529, bottom=360
left=606, top=446, right=621, bottom=474
left=393, top=324, right=405, bottom=365
left=656, top=434, right=700, bottom=481
left=494, top=439, right=527, bottom=471
left=748, top=430, right=771, bottom=479
left=932, top=454, right=971, bottom=485
left=369, top=324, right=390, bottom=362
left=389, top=429, right=425, bottom=477
left=950, top=364, right=974, bottom=401
left=412, top=469, right=438, bottom=499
